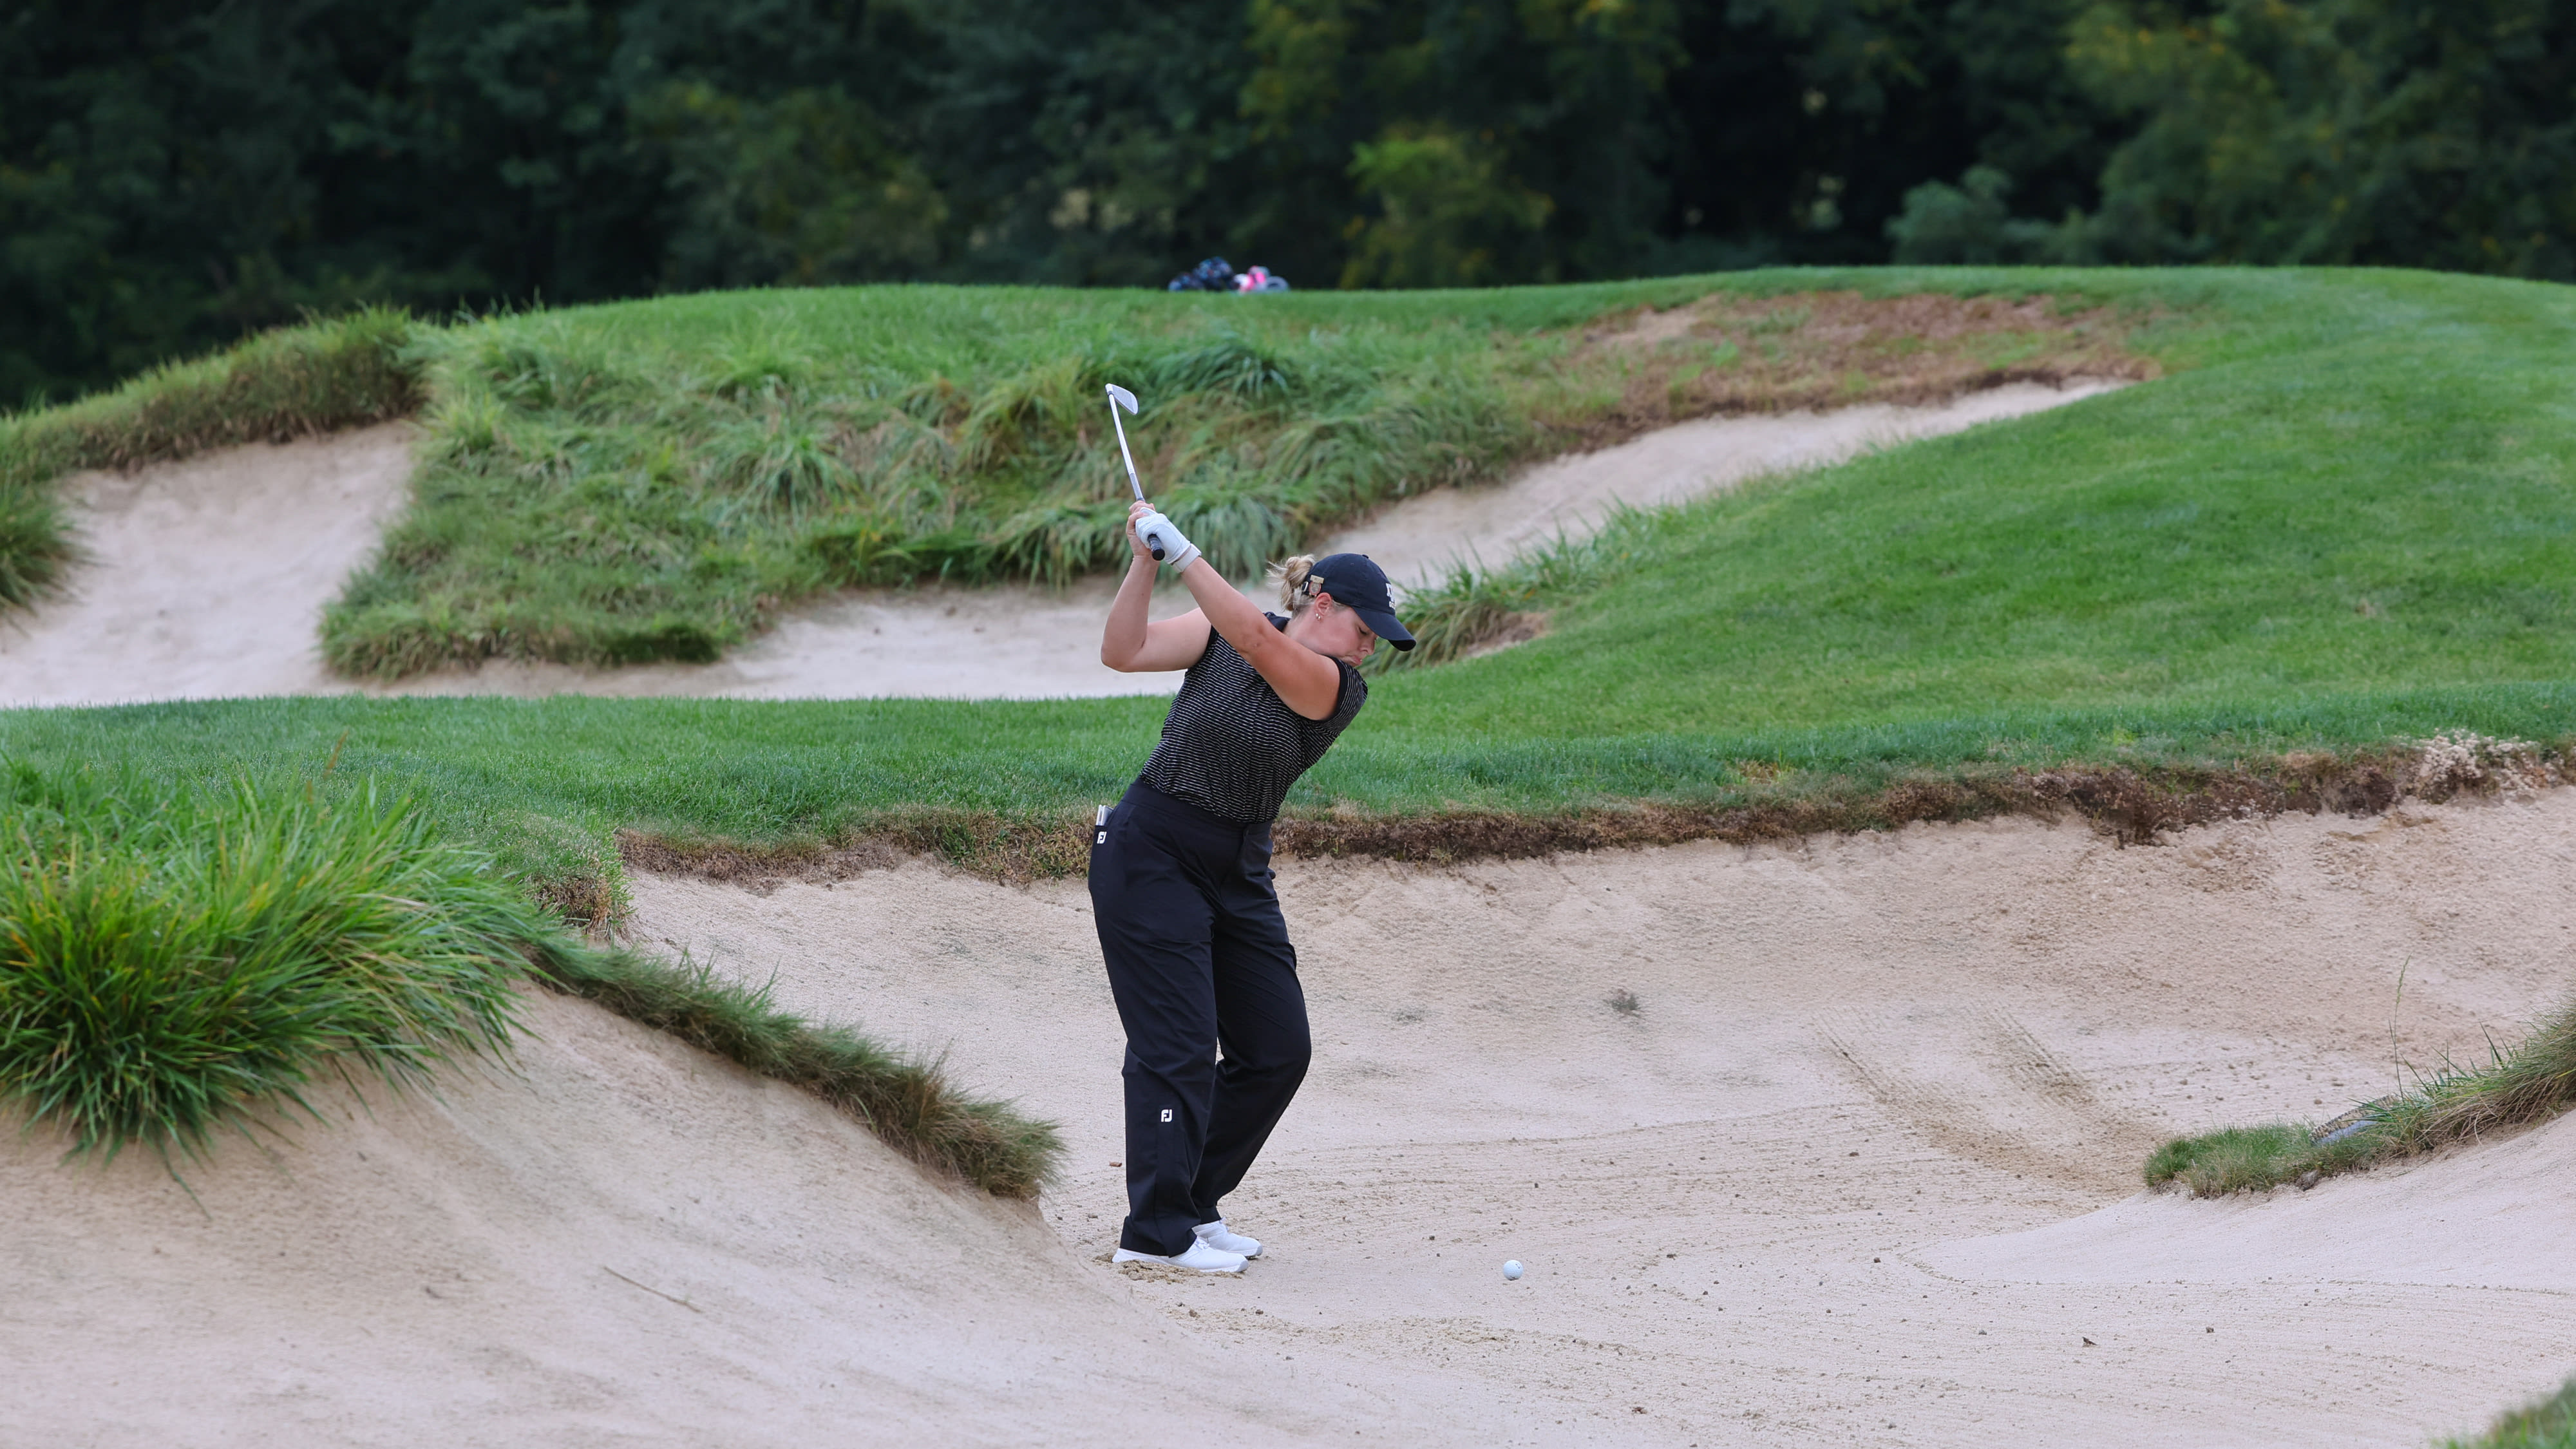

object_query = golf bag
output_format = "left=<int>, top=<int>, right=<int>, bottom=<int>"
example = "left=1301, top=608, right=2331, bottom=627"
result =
left=1166, top=257, right=1291, bottom=293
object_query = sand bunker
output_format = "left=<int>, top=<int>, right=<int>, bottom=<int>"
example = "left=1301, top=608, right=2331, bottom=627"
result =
left=607, top=791, right=2576, bottom=1446
left=0, top=422, right=415, bottom=705
left=2, top=990, right=1525, bottom=1446
left=14, top=789, right=2575, bottom=1442
left=0, top=381, right=2121, bottom=707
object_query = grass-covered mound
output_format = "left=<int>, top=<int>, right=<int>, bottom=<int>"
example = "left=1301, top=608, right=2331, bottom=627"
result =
left=2146, top=985, right=2576, bottom=1198
left=326, top=280, right=2143, bottom=676
left=1379, top=269, right=2576, bottom=732
left=0, top=764, right=1059, bottom=1194
left=0, top=274, right=2153, bottom=675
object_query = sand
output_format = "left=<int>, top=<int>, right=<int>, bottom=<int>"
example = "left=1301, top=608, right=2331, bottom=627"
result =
left=12, top=786, right=2575, bottom=1442
left=0, top=423, right=415, bottom=706
left=0, top=381, right=2120, bottom=706
left=607, top=790, right=2576, bottom=1446
left=1318, top=379, right=2128, bottom=587
left=0, top=989, right=1535, bottom=1447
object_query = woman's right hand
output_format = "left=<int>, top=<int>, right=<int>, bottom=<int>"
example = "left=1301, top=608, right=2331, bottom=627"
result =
left=1124, top=499, right=1159, bottom=565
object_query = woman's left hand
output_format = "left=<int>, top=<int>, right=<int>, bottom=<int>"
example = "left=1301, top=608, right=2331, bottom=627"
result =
left=1124, top=499, right=1160, bottom=565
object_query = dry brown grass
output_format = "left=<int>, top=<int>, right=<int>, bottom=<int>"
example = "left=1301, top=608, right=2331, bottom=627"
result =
left=612, top=750, right=2439, bottom=889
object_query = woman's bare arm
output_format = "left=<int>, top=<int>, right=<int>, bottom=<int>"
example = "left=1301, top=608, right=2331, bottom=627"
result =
left=1100, top=532, right=1215, bottom=673
left=1104, top=501, right=1340, bottom=715
left=1170, top=558, right=1342, bottom=721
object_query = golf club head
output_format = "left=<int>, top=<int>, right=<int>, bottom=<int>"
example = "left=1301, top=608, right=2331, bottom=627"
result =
left=1105, top=383, right=1138, bottom=414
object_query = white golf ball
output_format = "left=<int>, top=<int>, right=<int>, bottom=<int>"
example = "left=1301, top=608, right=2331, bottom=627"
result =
left=1502, top=1260, right=1524, bottom=1281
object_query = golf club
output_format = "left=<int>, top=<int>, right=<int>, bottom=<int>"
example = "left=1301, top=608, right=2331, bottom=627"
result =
left=1104, top=384, right=1143, bottom=502
left=1104, top=383, right=1178, bottom=562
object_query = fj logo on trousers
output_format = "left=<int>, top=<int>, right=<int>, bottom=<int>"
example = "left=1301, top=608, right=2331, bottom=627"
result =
left=1160, top=1108, right=1173, bottom=1122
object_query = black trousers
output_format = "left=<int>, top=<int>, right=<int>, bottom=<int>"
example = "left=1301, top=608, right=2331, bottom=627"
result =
left=1089, top=779, right=1313, bottom=1256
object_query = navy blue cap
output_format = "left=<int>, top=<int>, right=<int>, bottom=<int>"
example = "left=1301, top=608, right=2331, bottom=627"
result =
left=1309, top=553, right=1414, bottom=650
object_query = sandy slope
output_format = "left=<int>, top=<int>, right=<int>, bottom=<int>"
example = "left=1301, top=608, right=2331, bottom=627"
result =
left=0, top=381, right=2119, bottom=706
left=0, top=990, right=1542, bottom=1448
left=0, top=423, right=415, bottom=705
left=620, top=791, right=2576, bottom=1446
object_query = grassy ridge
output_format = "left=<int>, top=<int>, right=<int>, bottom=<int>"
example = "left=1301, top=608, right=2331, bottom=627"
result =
left=0, top=764, right=1060, bottom=1193
left=529, top=943, right=1058, bottom=1197
left=6, top=683, right=2573, bottom=891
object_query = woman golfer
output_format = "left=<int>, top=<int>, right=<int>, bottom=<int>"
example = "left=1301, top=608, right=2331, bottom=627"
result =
left=1094, top=497, right=1412, bottom=1273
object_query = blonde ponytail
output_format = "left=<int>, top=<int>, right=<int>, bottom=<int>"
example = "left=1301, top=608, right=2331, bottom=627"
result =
left=1268, top=554, right=1320, bottom=614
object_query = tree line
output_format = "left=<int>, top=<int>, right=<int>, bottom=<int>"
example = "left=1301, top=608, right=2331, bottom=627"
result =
left=6, top=0, right=2570, bottom=401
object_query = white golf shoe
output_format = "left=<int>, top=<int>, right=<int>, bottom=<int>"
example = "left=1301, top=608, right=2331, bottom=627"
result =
left=1113, top=1240, right=1247, bottom=1274
left=1193, top=1219, right=1263, bottom=1258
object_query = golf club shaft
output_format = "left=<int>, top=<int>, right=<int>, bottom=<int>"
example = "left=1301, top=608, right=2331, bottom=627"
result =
left=1108, top=402, right=1144, bottom=502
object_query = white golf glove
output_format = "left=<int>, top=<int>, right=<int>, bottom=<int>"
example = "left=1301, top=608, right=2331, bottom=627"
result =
left=1137, top=510, right=1202, bottom=573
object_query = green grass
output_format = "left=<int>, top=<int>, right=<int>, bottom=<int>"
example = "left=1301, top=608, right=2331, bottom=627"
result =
left=2448, top=1381, right=2576, bottom=1448
left=1379, top=268, right=2576, bottom=733
left=2146, top=992, right=2576, bottom=1197
left=4, top=683, right=2572, bottom=894
left=0, top=762, right=529, bottom=1161
left=0, top=762, right=1060, bottom=1193
left=18, top=267, right=2572, bottom=732
left=4, top=266, right=2573, bottom=888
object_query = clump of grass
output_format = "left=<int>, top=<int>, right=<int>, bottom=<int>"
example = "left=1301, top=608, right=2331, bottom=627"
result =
left=2142, top=1122, right=2387, bottom=1197
left=0, top=758, right=1064, bottom=1195
left=525, top=943, right=1061, bottom=1197
left=0, top=763, right=531, bottom=1161
left=2145, top=998, right=2576, bottom=1196
left=2445, top=1379, right=2576, bottom=1448
left=1372, top=502, right=1677, bottom=671
left=0, top=308, right=418, bottom=613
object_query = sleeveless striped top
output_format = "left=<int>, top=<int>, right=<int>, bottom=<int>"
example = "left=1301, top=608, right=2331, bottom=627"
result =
left=1141, top=616, right=1367, bottom=824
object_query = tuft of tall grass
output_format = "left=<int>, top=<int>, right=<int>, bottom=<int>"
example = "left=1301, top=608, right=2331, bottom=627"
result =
left=0, top=764, right=529, bottom=1161
left=0, top=307, right=419, bottom=613
left=2145, top=997, right=2576, bottom=1196
left=2446, top=1380, right=2576, bottom=1449
left=1368, top=502, right=1676, bottom=672
left=0, top=759, right=1065, bottom=1194
left=2142, top=1122, right=2389, bottom=1197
